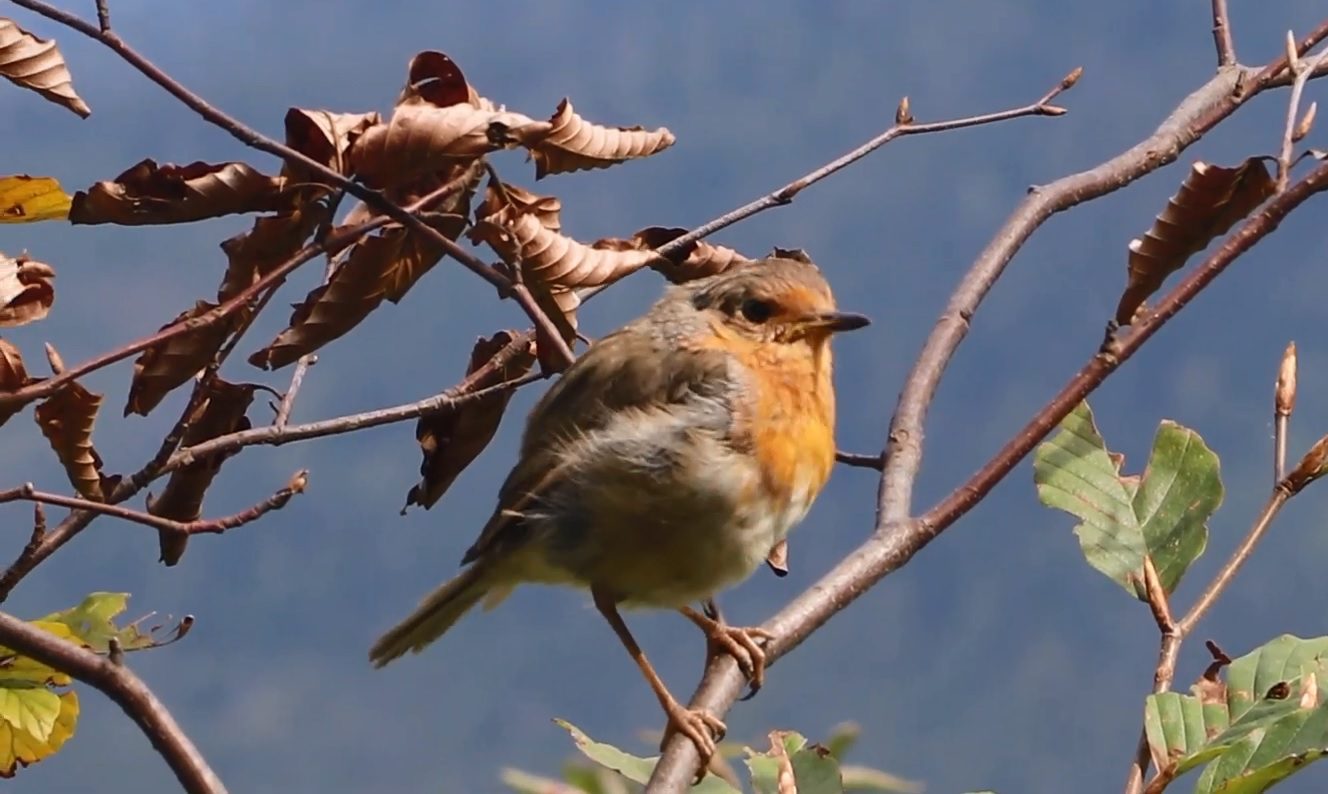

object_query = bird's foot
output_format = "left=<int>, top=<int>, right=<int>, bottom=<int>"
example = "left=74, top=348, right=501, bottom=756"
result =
left=659, top=697, right=726, bottom=782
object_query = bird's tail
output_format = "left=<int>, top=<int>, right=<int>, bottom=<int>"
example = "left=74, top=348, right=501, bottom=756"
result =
left=369, top=562, right=496, bottom=668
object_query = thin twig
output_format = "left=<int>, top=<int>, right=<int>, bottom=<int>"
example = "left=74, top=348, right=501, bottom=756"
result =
left=1121, top=486, right=1293, bottom=793
left=0, top=610, right=226, bottom=793
left=1177, top=487, right=1291, bottom=636
left=164, top=369, right=545, bottom=476
left=1138, top=556, right=1175, bottom=634
left=1277, top=43, right=1328, bottom=190
left=1211, top=0, right=1236, bottom=67
left=649, top=69, right=1080, bottom=263
left=0, top=473, right=307, bottom=539
left=1274, top=341, right=1296, bottom=483
left=835, top=451, right=885, bottom=470
left=646, top=144, right=1328, bottom=793
left=7, top=0, right=577, bottom=370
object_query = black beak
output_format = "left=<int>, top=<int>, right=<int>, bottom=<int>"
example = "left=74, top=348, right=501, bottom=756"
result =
left=802, top=311, right=871, bottom=333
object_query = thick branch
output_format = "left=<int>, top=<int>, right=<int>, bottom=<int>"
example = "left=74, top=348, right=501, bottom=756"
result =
left=0, top=611, right=226, bottom=793
left=646, top=134, right=1328, bottom=794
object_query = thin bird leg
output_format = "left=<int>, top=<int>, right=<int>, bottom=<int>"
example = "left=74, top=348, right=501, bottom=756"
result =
left=591, top=586, right=726, bottom=767
left=681, top=603, right=775, bottom=699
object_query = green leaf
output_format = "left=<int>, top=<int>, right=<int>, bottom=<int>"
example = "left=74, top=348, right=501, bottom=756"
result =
left=0, top=688, right=77, bottom=778
left=1033, top=402, right=1221, bottom=598
left=555, top=719, right=737, bottom=793
left=747, top=732, right=843, bottom=794
left=0, top=686, right=61, bottom=742
left=39, top=593, right=159, bottom=653
left=500, top=767, right=588, bottom=793
left=1133, top=420, right=1221, bottom=591
left=1141, top=635, right=1328, bottom=793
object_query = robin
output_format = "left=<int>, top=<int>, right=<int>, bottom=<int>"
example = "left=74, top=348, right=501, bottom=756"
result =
left=370, top=254, right=868, bottom=769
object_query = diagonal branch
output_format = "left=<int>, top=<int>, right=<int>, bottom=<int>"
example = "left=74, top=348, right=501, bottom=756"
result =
left=646, top=67, right=1328, bottom=791
left=6, top=0, right=576, bottom=369
left=0, top=611, right=226, bottom=793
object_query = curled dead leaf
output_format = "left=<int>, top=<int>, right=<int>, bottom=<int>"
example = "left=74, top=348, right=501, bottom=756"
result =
left=249, top=212, right=468, bottom=370
left=0, top=338, right=31, bottom=427
left=404, top=331, right=536, bottom=511
left=0, top=253, right=54, bottom=327
left=125, top=302, right=235, bottom=417
left=476, top=212, right=659, bottom=290
left=0, top=175, right=71, bottom=222
left=1117, top=158, right=1275, bottom=325
left=397, top=51, right=473, bottom=109
left=147, top=379, right=255, bottom=565
left=607, top=226, right=753, bottom=283
left=531, top=98, right=675, bottom=179
left=350, top=104, right=552, bottom=189
left=70, top=159, right=289, bottom=226
left=218, top=204, right=328, bottom=302
left=282, top=108, right=381, bottom=184
left=34, top=380, right=109, bottom=500
left=469, top=177, right=562, bottom=238
left=0, top=18, right=89, bottom=117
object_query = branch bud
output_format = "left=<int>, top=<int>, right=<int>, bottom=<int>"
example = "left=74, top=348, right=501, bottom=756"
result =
left=1276, top=341, right=1297, bottom=417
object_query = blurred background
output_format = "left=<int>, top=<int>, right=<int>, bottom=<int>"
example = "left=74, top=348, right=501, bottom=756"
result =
left=3, top=1, right=1328, bottom=792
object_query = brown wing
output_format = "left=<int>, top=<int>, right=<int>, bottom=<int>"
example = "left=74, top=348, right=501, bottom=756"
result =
left=460, top=325, right=736, bottom=564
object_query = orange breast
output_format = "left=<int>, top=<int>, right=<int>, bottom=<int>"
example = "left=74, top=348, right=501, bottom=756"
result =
left=744, top=339, right=836, bottom=511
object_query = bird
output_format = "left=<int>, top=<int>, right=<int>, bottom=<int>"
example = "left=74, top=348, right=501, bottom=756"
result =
left=370, top=253, right=868, bottom=770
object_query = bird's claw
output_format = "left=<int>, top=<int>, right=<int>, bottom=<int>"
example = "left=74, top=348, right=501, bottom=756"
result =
left=660, top=701, right=726, bottom=782
left=703, top=621, right=775, bottom=699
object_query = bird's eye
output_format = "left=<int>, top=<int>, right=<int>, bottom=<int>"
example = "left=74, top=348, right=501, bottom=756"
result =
left=740, top=298, right=774, bottom=323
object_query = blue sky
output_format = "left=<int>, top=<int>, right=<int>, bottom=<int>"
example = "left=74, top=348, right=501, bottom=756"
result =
left=4, top=2, right=1328, bottom=792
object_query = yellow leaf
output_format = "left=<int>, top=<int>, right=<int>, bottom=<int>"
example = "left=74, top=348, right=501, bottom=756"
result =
left=0, top=176, right=71, bottom=222
left=0, top=689, right=77, bottom=778
left=0, top=621, right=76, bottom=687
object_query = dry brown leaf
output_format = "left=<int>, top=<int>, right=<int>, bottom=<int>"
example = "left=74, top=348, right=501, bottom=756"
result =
left=0, top=252, right=54, bottom=327
left=34, top=380, right=108, bottom=500
left=531, top=98, right=675, bottom=179
left=147, top=379, right=255, bottom=565
left=218, top=204, right=328, bottom=302
left=0, top=338, right=31, bottom=427
left=530, top=284, right=581, bottom=373
left=70, top=159, right=289, bottom=226
left=601, top=226, right=753, bottom=283
left=249, top=212, right=467, bottom=370
left=0, top=175, right=70, bottom=222
left=350, top=104, right=552, bottom=189
left=1117, top=157, right=1276, bottom=324
left=396, top=50, right=473, bottom=109
left=124, top=301, right=235, bottom=417
left=468, top=177, right=562, bottom=240
left=404, top=331, right=536, bottom=511
left=475, top=213, right=659, bottom=290
left=282, top=108, right=381, bottom=184
left=0, top=18, right=89, bottom=118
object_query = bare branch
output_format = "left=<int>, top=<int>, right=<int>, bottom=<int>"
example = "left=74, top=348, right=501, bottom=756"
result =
left=834, top=451, right=885, bottom=470
left=647, top=128, right=1328, bottom=794
left=646, top=69, right=1080, bottom=264
left=0, top=610, right=226, bottom=793
left=0, top=472, right=307, bottom=539
left=1211, top=0, right=1236, bottom=66
left=1277, top=42, right=1328, bottom=190
left=164, top=366, right=544, bottom=476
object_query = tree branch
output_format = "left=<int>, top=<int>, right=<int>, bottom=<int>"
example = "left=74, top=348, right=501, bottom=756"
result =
left=1211, top=0, right=1236, bottom=67
left=0, top=472, right=307, bottom=539
left=646, top=100, right=1328, bottom=794
left=0, top=611, right=226, bottom=793
left=7, top=0, right=578, bottom=370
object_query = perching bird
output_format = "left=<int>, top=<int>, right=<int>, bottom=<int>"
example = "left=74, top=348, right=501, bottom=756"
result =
left=371, top=253, right=868, bottom=770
